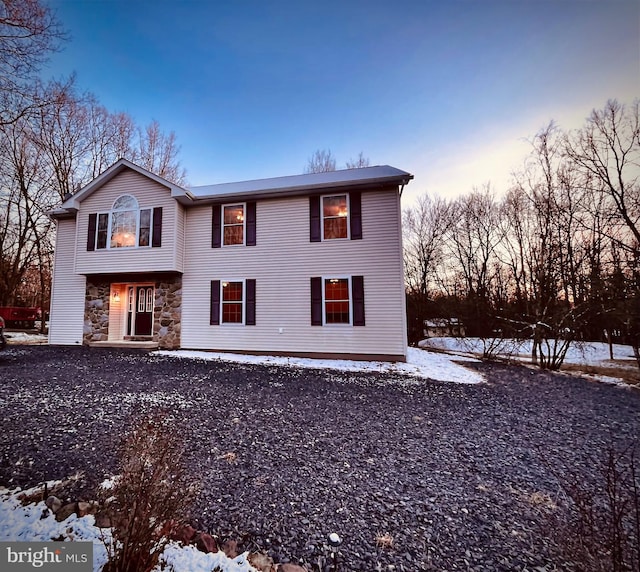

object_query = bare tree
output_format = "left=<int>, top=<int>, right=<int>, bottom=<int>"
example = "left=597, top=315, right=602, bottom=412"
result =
left=305, top=148, right=336, bottom=173
left=0, top=80, right=188, bottom=313
left=0, top=0, right=66, bottom=126
left=565, top=99, right=640, bottom=252
left=133, top=119, right=186, bottom=186
left=403, top=193, right=455, bottom=343
left=346, top=151, right=370, bottom=169
left=565, top=99, right=640, bottom=363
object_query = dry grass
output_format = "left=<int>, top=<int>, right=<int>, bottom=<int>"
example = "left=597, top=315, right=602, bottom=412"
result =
left=561, top=362, right=640, bottom=386
left=218, top=451, right=238, bottom=464
left=529, top=491, right=557, bottom=510
left=375, top=532, right=394, bottom=550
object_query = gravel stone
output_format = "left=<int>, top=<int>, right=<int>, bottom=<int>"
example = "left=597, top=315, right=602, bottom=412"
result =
left=0, top=345, right=639, bottom=571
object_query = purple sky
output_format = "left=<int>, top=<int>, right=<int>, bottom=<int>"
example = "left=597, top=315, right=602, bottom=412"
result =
left=46, top=0, right=639, bottom=203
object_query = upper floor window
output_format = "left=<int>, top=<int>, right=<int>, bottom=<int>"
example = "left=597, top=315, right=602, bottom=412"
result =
left=110, top=195, right=145, bottom=248
left=211, top=202, right=256, bottom=248
left=86, top=196, right=163, bottom=252
left=310, top=192, right=362, bottom=242
left=322, top=195, right=349, bottom=240
left=223, top=204, right=245, bottom=246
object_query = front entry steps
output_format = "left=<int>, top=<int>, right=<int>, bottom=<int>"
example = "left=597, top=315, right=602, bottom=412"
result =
left=88, top=340, right=159, bottom=350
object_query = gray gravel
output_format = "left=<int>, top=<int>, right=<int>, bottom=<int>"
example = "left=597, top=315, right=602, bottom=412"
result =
left=1, top=345, right=639, bottom=571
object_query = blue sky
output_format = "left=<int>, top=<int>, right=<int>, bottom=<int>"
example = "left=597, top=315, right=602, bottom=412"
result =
left=45, top=0, right=639, bottom=203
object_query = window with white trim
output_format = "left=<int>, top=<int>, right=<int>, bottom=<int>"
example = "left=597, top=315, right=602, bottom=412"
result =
left=322, top=194, right=349, bottom=240
left=311, top=275, right=365, bottom=327
left=223, top=204, right=245, bottom=246
left=324, top=277, right=351, bottom=324
left=221, top=281, right=244, bottom=324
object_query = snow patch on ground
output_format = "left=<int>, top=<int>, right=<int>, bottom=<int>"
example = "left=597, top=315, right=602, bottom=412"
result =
left=419, top=337, right=637, bottom=367
left=5, top=331, right=48, bottom=344
left=0, top=485, right=258, bottom=572
left=155, top=346, right=484, bottom=384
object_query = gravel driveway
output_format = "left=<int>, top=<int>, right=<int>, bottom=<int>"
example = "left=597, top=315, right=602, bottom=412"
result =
left=1, top=345, right=639, bottom=571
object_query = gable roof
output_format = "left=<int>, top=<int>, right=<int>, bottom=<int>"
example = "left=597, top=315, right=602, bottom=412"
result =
left=49, top=160, right=413, bottom=218
left=49, top=158, right=187, bottom=219
left=176, top=165, right=413, bottom=204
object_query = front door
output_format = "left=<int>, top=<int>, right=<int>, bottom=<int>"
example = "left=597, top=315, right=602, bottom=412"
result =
left=127, top=286, right=154, bottom=336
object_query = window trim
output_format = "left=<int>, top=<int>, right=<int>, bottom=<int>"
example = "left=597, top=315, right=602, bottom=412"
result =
left=321, top=194, right=350, bottom=241
left=222, top=202, right=246, bottom=247
left=220, top=279, right=246, bottom=325
left=322, top=275, right=352, bottom=326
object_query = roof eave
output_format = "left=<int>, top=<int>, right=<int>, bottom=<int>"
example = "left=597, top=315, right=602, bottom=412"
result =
left=48, top=207, right=78, bottom=221
left=180, top=173, right=413, bottom=205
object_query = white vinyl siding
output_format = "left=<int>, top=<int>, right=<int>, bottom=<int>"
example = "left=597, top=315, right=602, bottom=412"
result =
left=75, top=168, right=182, bottom=274
left=181, top=187, right=406, bottom=359
left=48, top=219, right=86, bottom=345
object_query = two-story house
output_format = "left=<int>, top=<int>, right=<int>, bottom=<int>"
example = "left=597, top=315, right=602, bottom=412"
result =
left=48, top=159, right=412, bottom=361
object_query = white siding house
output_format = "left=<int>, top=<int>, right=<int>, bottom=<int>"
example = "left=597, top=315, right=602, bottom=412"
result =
left=49, top=159, right=412, bottom=361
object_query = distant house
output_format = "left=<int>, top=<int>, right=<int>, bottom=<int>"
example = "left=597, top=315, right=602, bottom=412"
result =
left=48, top=159, right=413, bottom=361
left=423, top=318, right=465, bottom=338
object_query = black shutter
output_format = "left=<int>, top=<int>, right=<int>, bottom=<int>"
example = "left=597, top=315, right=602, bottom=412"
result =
left=212, top=205, right=222, bottom=248
left=246, top=202, right=256, bottom=246
left=152, top=207, right=163, bottom=247
left=352, top=275, right=365, bottom=326
left=311, top=276, right=323, bottom=326
left=210, top=280, right=220, bottom=325
left=246, top=279, right=256, bottom=325
left=350, top=192, right=362, bottom=240
left=87, top=213, right=97, bottom=251
left=309, top=196, right=321, bottom=242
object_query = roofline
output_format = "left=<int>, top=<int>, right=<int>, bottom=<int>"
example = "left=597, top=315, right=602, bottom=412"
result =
left=48, top=162, right=414, bottom=217
left=49, top=158, right=187, bottom=219
left=174, top=167, right=413, bottom=205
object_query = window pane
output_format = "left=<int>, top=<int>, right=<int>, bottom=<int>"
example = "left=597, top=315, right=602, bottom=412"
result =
left=222, top=281, right=243, bottom=302
left=111, top=210, right=137, bottom=248
left=224, top=205, right=244, bottom=224
left=146, top=288, right=154, bottom=312
left=326, top=301, right=350, bottom=323
left=222, top=302, right=243, bottom=323
left=323, top=196, right=347, bottom=217
left=323, top=217, right=347, bottom=240
left=322, top=195, right=348, bottom=239
left=224, top=225, right=244, bottom=245
left=325, top=279, right=349, bottom=300
left=139, top=209, right=151, bottom=247
left=97, top=213, right=108, bottom=249
left=113, top=195, right=138, bottom=210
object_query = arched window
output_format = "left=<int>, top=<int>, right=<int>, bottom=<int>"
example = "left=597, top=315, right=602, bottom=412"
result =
left=87, top=197, right=162, bottom=251
left=110, top=195, right=139, bottom=248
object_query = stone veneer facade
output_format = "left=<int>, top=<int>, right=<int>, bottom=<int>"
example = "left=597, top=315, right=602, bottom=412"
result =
left=152, top=275, right=182, bottom=350
left=84, top=281, right=110, bottom=344
left=83, top=274, right=182, bottom=350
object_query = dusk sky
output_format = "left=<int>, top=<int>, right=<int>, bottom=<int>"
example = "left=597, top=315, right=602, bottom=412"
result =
left=45, top=0, right=639, bottom=204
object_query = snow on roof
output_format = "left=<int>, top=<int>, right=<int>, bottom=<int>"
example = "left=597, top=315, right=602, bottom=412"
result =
left=180, top=165, right=413, bottom=203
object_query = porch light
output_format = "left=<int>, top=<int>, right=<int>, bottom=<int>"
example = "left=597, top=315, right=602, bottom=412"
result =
left=112, top=291, right=121, bottom=302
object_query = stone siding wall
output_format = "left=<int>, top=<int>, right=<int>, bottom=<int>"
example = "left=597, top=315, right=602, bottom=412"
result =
left=153, top=276, right=182, bottom=350
left=84, top=281, right=111, bottom=344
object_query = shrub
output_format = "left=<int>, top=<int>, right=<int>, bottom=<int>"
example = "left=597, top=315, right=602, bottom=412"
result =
left=552, top=444, right=640, bottom=571
left=100, top=409, right=199, bottom=572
